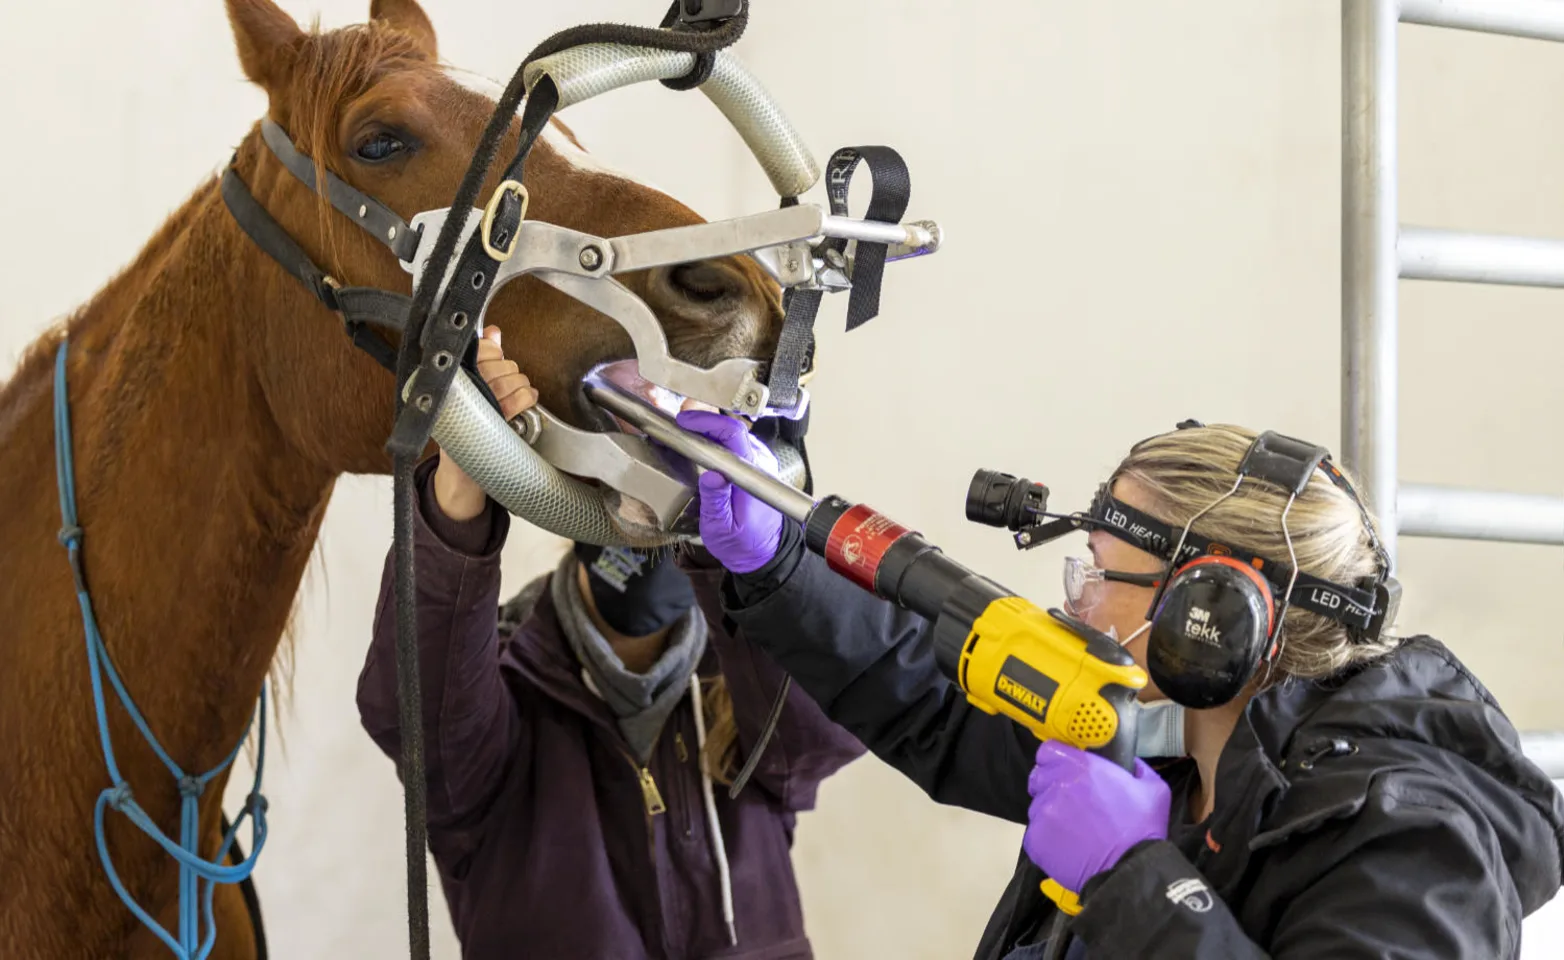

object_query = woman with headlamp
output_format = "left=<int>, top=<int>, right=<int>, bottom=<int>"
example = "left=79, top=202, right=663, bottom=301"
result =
left=673, top=410, right=1564, bottom=959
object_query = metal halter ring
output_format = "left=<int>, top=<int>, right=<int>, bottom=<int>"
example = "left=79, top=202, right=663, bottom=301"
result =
left=480, top=179, right=529, bottom=261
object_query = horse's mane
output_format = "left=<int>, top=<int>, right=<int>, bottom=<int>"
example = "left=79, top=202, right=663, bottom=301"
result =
left=0, top=189, right=211, bottom=434
left=1, top=17, right=437, bottom=747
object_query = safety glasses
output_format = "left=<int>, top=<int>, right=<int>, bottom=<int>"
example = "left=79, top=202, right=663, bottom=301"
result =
left=1062, top=556, right=1162, bottom=613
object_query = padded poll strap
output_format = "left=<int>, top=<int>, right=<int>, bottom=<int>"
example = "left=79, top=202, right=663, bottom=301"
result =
left=259, top=119, right=420, bottom=263
left=1238, top=431, right=1328, bottom=497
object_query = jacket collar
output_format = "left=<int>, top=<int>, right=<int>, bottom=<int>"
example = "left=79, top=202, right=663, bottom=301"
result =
left=499, top=571, right=717, bottom=744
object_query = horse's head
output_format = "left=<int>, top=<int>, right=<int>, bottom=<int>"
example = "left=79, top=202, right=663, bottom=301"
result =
left=226, top=0, right=783, bottom=476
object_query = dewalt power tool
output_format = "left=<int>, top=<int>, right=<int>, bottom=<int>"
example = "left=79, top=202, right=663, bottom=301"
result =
left=586, top=380, right=1149, bottom=919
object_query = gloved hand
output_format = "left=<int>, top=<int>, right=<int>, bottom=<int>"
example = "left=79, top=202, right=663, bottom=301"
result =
left=673, top=410, right=785, bottom=574
left=1022, top=740, right=1171, bottom=895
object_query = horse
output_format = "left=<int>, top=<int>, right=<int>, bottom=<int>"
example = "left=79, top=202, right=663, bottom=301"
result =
left=0, top=0, right=784, bottom=956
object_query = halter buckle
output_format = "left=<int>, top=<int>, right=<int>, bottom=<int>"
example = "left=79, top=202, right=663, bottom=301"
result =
left=480, top=180, right=529, bottom=261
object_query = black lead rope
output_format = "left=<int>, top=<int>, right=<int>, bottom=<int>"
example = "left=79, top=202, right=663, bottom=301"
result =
left=221, top=811, right=268, bottom=960
left=383, top=7, right=749, bottom=958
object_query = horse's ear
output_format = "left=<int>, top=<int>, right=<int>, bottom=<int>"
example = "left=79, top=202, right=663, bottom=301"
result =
left=370, top=0, right=438, bottom=60
left=227, top=0, right=305, bottom=91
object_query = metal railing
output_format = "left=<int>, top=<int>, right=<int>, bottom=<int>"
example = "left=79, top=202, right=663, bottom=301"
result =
left=1342, top=0, right=1564, bottom=560
left=1520, top=731, right=1564, bottom=781
left=1342, top=0, right=1564, bottom=777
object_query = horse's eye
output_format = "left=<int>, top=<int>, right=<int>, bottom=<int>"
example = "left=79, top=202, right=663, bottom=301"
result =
left=355, top=132, right=406, bottom=163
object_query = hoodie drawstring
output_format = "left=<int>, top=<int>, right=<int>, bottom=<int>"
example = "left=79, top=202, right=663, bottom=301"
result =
left=690, top=673, right=738, bottom=947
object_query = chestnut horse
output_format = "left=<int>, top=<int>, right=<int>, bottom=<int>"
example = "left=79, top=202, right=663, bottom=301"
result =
left=0, top=0, right=783, bottom=956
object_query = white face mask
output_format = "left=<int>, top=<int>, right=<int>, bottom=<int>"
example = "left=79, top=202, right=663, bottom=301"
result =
left=1104, top=624, right=1186, bottom=758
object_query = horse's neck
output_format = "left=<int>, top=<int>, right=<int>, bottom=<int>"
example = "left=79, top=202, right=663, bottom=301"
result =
left=2, top=177, right=333, bottom=780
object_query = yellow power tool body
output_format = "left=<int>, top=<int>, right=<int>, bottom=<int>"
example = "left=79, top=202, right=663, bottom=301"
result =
left=797, top=496, right=1149, bottom=913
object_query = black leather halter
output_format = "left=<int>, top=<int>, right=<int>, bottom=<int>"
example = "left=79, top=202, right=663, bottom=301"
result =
left=221, top=118, right=420, bottom=375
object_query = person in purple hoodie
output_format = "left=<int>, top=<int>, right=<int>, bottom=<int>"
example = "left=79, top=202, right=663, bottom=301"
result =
left=357, top=326, right=866, bottom=960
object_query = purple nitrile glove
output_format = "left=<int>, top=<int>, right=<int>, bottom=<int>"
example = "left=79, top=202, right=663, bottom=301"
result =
left=674, top=409, right=785, bottom=574
left=1022, top=740, right=1171, bottom=895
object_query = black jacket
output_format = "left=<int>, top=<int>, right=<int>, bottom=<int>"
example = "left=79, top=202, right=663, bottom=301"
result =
left=718, top=529, right=1564, bottom=958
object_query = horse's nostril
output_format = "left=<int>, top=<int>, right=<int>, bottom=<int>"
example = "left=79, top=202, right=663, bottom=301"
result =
left=666, top=261, right=740, bottom=304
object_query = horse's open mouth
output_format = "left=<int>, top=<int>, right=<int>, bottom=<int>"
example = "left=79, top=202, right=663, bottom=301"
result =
left=581, top=359, right=722, bottom=436
left=570, top=360, right=805, bottom=539
left=570, top=359, right=720, bottom=536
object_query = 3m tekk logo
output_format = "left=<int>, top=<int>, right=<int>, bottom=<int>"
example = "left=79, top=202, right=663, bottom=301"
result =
left=1185, top=606, right=1222, bottom=646
left=995, top=657, right=1059, bottom=722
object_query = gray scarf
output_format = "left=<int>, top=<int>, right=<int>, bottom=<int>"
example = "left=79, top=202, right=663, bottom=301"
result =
left=550, top=552, right=707, bottom=764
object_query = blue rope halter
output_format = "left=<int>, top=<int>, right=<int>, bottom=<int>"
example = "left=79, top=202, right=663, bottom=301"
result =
left=52, top=340, right=270, bottom=959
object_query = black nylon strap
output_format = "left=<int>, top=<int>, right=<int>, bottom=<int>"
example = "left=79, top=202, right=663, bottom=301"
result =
left=386, top=80, right=559, bottom=459
left=260, top=120, right=420, bottom=263
left=1088, top=489, right=1379, bottom=630
left=825, top=146, right=911, bottom=331
left=764, top=287, right=820, bottom=411
left=763, top=146, right=911, bottom=409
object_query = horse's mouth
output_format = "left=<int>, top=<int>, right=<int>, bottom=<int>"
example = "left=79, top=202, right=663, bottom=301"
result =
left=574, top=359, right=718, bottom=537
left=580, top=359, right=720, bottom=434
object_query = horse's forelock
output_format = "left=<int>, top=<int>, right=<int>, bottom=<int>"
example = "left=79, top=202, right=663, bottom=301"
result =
left=285, top=21, right=430, bottom=274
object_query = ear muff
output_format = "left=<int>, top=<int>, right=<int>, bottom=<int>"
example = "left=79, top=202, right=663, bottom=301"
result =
left=1148, top=556, right=1276, bottom=709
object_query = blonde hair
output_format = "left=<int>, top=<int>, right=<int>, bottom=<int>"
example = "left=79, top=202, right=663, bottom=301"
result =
left=699, top=676, right=740, bottom=786
left=1109, top=424, right=1400, bottom=685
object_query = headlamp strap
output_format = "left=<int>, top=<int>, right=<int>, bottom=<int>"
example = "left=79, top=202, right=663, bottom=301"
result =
left=1088, top=489, right=1379, bottom=632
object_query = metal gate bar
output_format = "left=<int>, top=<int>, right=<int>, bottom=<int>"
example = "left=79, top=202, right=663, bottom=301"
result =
left=1399, top=0, right=1564, bottom=43
left=1520, top=732, right=1564, bottom=780
left=1400, top=485, right=1564, bottom=545
left=1342, top=0, right=1564, bottom=567
left=1342, top=1, right=1564, bottom=776
left=1400, top=226, right=1564, bottom=287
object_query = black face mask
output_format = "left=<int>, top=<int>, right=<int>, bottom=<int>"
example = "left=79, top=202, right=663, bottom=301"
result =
left=573, top=543, right=697, bottom=637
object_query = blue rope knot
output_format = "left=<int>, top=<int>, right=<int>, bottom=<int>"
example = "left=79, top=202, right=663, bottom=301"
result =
left=246, top=793, right=269, bottom=818
left=57, top=524, right=83, bottom=546
left=177, top=775, right=203, bottom=799
left=107, top=782, right=134, bottom=811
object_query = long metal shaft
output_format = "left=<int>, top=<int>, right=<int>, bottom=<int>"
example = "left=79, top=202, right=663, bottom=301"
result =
left=583, top=381, right=818, bottom=523
left=1343, top=0, right=1401, bottom=570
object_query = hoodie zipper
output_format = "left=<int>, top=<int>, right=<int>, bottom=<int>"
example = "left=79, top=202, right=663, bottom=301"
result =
left=618, top=744, right=670, bottom=955
left=638, top=764, right=667, bottom=816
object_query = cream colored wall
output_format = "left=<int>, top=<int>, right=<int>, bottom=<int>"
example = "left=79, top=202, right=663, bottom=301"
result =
left=3, top=1, right=1560, bottom=957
